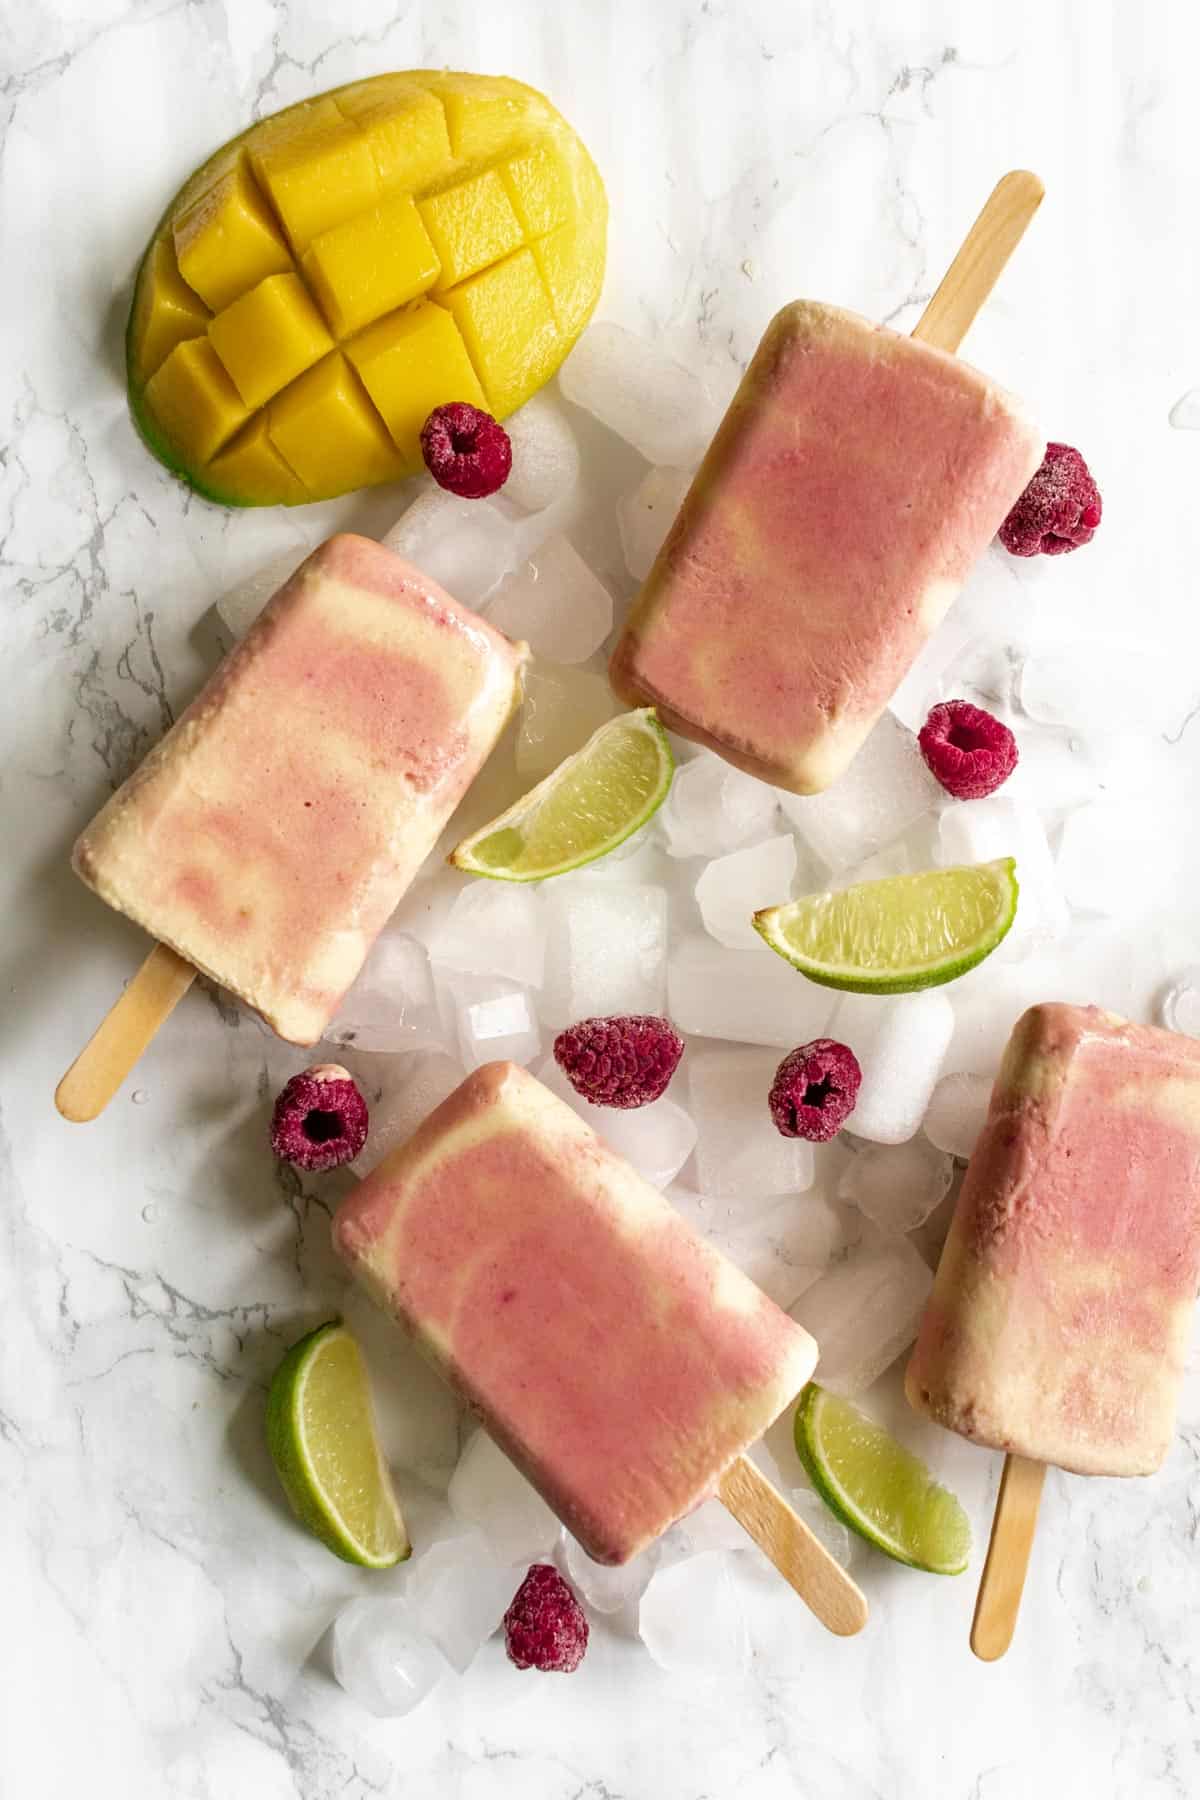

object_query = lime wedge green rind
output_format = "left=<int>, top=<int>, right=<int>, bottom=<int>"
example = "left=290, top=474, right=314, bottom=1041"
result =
left=753, top=858, right=1019, bottom=995
left=794, top=1383, right=971, bottom=1575
left=450, top=706, right=674, bottom=881
left=266, top=1320, right=410, bottom=1569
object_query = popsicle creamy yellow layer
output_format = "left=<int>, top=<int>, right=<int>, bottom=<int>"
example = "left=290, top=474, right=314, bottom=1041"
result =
left=907, top=1005, right=1200, bottom=1476
left=610, top=302, right=1044, bottom=794
left=73, top=534, right=525, bottom=1045
left=334, top=1061, right=817, bottom=1563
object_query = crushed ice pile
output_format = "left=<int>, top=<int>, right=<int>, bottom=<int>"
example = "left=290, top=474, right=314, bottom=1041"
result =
left=217, top=321, right=1198, bottom=1707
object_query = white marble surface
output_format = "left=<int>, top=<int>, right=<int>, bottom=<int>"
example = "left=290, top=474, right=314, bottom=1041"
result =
left=4, top=1, right=1200, bottom=1795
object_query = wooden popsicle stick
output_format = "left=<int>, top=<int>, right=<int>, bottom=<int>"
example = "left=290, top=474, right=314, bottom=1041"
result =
left=55, top=942, right=196, bottom=1123
left=719, top=1452, right=868, bottom=1637
left=912, top=169, right=1044, bottom=355
left=970, top=1453, right=1046, bottom=1661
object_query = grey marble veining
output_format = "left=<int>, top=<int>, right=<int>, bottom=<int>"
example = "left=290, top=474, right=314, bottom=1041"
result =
left=4, top=2, right=1200, bottom=1795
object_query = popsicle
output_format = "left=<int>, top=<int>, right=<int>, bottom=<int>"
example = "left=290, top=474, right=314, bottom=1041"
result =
left=334, top=1059, right=868, bottom=1634
left=906, top=1003, right=1200, bottom=1656
left=59, top=534, right=525, bottom=1115
left=609, top=171, right=1045, bottom=794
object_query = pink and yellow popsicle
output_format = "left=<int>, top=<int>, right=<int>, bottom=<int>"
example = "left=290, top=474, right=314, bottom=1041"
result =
left=71, top=533, right=525, bottom=1049
left=908, top=1003, right=1200, bottom=1476
left=610, top=300, right=1043, bottom=794
left=907, top=1003, right=1200, bottom=1656
left=334, top=1060, right=819, bottom=1566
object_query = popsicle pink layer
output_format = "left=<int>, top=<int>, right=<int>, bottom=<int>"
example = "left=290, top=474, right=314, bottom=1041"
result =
left=334, top=1061, right=817, bottom=1563
left=906, top=1004, right=1200, bottom=1476
left=73, top=534, right=524, bottom=1045
left=610, top=302, right=1043, bottom=794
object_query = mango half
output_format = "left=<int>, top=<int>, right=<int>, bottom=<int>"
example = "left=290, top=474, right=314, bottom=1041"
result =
left=127, top=72, right=607, bottom=505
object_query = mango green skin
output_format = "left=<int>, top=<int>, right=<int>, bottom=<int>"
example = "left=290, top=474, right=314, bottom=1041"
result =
left=126, top=72, right=607, bottom=507
left=126, top=114, right=265, bottom=506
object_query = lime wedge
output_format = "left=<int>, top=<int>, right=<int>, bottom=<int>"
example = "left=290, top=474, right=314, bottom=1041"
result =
left=450, top=707, right=673, bottom=881
left=794, top=1384, right=971, bottom=1574
left=265, top=1321, right=409, bottom=1568
left=753, top=859, right=1018, bottom=994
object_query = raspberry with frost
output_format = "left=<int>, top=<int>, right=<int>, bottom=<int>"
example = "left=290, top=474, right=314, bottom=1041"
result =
left=998, top=442, right=1102, bottom=556
left=503, top=1564, right=589, bottom=1672
left=420, top=402, right=512, bottom=499
left=269, top=1064, right=368, bottom=1172
left=769, top=1040, right=862, bottom=1142
left=918, top=699, right=1018, bottom=801
left=554, top=1015, right=684, bottom=1108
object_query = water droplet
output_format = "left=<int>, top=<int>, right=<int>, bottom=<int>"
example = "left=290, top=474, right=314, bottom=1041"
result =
left=132, top=1089, right=149, bottom=1105
left=141, top=1203, right=159, bottom=1223
left=1169, top=388, right=1200, bottom=430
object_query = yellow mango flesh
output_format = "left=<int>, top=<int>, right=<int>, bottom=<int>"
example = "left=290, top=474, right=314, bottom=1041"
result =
left=127, top=71, right=607, bottom=506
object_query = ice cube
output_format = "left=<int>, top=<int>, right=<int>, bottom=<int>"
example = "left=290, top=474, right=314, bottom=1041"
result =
left=535, top=1059, right=696, bottom=1187
left=668, top=934, right=835, bottom=1048
left=766, top=1188, right=862, bottom=1268
left=448, top=1429, right=560, bottom=1564
left=515, top=662, right=620, bottom=780
left=330, top=1598, right=445, bottom=1717
left=887, top=616, right=977, bottom=733
left=1056, top=798, right=1170, bottom=918
left=832, top=839, right=914, bottom=889
left=831, top=992, right=954, bottom=1145
left=1004, top=728, right=1101, bottom=823
left=541, top=882, right=668, bottom=1027
left=1016, top=639, right=1195, bottom=739
left=689, top=1047, right=815, bottom=1200
left=1160, top=968, right=1200, bottom=1038
left=329, top=932, right=447, bottom=1054
left=696, top=834, right=797, bottom=951
left=670, top=1184, right=856, bottom=1313
left=778, top=713, right=941, bottom=872
left=837, top=1137, right=954, bottom=1233
left=616, top=466, right=693, bottom=579
left=928, top=638, right=1024, bottom=717
left=381, top=490, right=517, bottom=607
left=937, top=796, right=1067, bottom=955
left=638, top=1552, right=750, bottom=1677
left=485, top=535, right=613, bottom=665
left=786, top=1486, right=856, bottom=1571
left=789, top=1233, right=933, bottom=1394
left=1170, top=388, right=1200, bottom=430
left=940, top=956, right=1062, bottom=1079
left=216, top=546, right=308, bottom=639
left=449, top=976, right=541, bottom=1070
left=430, top=882, right=545, bottom=990
left=660, top=753, right=780, bottom=859
left=559, top=323, right=719, bottom=467
left=350, top=1050, right=465, bottom=1177
left=405, top=1527, right=518, bottom=1673
left=670, top=1498, right=754, bottom=1557
left=564, top=1535, right=660, bottom=1613
left=501, top=391, right=582, bottom=512
left=923, top=1072, right=992, bottom=1159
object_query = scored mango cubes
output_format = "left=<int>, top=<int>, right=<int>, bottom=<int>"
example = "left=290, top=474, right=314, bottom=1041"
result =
left=346, top=302, right=486, bottom=450
left=127, top=70, right=607, bottom=506
left=208, top=274, right=333, bottom=408
left=302, top=194, right=440, bottom=337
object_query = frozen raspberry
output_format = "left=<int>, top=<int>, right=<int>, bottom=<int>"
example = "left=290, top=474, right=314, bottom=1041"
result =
left=269, top=1064, right=368, bottom=1172
left=918, top=699, right=1018, bottom=801
left=554, top=1014, right=685, bottom=1109
left=420, top=402, right=512, bottom=499
left=503, top=1564, right=589, bottom=1673
left=769, top=1039, right=861, bottom=1142
left=998, top=442, right=1102, bottom=556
